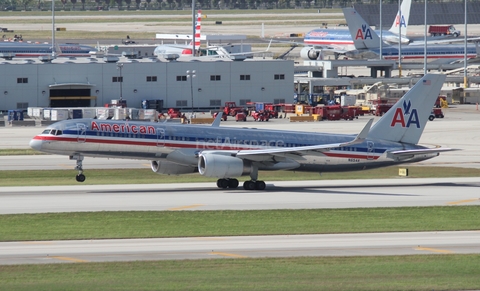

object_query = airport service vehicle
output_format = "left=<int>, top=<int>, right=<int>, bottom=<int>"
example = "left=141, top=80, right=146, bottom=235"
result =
left=428, top=25, right=460, bottom=37
left=30, top=74, right=456, bottom=191
left=223, top=102, right=245, bottom=117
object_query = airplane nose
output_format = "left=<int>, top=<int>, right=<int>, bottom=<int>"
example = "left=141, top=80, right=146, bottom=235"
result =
left=29, top=138, right=43, bottom=151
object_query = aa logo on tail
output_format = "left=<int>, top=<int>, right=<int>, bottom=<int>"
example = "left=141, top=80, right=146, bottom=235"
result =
left=390, top=100, right=420, bottom=128
left=355, top=24, right=373, bottom=40
left=394, top=15, right=407, bottom=28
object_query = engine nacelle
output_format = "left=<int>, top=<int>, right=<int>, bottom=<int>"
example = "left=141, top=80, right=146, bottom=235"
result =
left=198, top=153, right=251, bottom=178
left=300, top=47, right=322, bottom=60
left=151, top=160, right=196, bottom=175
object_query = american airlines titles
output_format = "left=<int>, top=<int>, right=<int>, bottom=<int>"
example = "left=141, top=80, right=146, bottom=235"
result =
left=91, top=121, right=156, bottom=135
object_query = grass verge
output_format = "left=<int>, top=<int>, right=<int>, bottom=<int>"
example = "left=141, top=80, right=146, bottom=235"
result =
left=1, top=207, right=479, bottom=241
left=1, top=255, right=479, bottom=291
left=1, top=166, right=480, bottom=186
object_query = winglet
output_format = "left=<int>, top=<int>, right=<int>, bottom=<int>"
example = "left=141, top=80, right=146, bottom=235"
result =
left=211, top=112, right=223, bottom=127
left=340, top=118, right=373, bottom=146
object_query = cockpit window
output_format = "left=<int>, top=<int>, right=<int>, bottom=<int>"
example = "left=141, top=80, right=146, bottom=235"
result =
left=41, top=129, right=62, bottom=135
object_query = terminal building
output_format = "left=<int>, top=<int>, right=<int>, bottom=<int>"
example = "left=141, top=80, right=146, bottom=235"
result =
left=0, top=55, right=293, bottom=113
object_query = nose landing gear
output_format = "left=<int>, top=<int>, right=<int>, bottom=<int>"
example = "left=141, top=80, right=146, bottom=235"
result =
left=70, top=154, right=86, bottom=182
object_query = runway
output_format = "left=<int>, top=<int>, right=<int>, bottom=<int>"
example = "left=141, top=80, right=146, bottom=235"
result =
left=1, top=231, right=479, bottom=265
left=1, top=178, right=479, bottom=214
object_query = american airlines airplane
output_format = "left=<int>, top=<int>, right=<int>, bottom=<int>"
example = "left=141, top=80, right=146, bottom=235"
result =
left=30, top=74, right=455, bottom=190
left=343, top=7, right=479, bottom=60
left=0, top=42, right=97, bottom=58
left=300, top=0, right=411, bottom=60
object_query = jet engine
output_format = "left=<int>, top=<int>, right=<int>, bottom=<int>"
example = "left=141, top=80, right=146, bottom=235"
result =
left=198, top=153, right=251, bottom=178
left=300, top=47, right=322, bottom=60
left=151, top=160, right=196, bottom=175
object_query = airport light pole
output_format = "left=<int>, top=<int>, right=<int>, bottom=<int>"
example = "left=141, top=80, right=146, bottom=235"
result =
left=186, top=70, right=196, bottom=113
left=117, top=63, right=124, bottom=101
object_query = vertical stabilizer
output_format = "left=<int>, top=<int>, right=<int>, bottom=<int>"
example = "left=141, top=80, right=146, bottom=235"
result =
left=343, top=8, right=381, bottom=50
left=388, top=0, right=411, bottom=36
left=367, top=74, right=446, bottom=145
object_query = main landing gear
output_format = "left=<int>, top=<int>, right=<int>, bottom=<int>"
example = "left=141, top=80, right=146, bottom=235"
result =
left=215, top=166, right=266, bottom=190
left=215, top=179, right=267, bottom=190
left=70, top=154, right=86, bottom=182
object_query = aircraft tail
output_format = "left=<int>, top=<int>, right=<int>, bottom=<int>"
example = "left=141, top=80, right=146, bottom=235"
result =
left=367, top=74, right=446, bottom=145
left=388, top=0, right=411, bottom=36
left=343, top=7, right=381, bottom=50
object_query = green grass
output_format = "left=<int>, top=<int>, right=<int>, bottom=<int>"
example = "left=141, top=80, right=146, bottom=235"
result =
left=1, top=166, right=480, bottom=186
left=1, top=207, right=479, bottom=241
left=1, top=255, right=479, bottom=291
left=0, top=149, right=46, bottom=156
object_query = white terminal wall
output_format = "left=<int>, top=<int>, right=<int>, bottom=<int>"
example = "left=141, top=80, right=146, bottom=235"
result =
left=0, top=59, right=293, bottom=111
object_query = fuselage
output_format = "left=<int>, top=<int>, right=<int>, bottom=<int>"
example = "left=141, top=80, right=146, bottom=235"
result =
left=30, top=118, right=435, bottom=173
left=304, top=29, right=409, bottom=50
left=0, top=42, right=96, bottom=57
left=346, top=43, right=478, bottom=60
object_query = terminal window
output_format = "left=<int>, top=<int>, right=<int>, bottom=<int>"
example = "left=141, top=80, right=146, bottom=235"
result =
left=147, top=76, right=157, bottom=82
left=176, top=76, right=187, bottom=81
left=240, top=75, right=250, bottom=81
left=17, top=78, right=28, bottom=84
left=210, top=100, right=221, bottom=106
left=274, top=74, right=285, bottom=80
left=112, top=76, right=123, bottom=82
left=210, top=75, right=221, bottom=81
left=239, top=99, right=251, bottom=106
left=176, top=100, right=187, bottom=107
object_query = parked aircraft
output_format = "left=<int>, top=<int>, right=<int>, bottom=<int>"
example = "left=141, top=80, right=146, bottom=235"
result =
left=343, top=7, right=479, bottom=60
left=153, top=10, right=202, bottom=56
left=30, top=74, right=455, bottom=190
left=0, top=42, right=97, bottom=58
left=300, top=0, right=411, bottom=60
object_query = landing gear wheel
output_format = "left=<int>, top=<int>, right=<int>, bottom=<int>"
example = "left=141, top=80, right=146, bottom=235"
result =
left=76, top=174, right=86, bottom=182
left=217, top=179, right=229, bottom=189
left=228, top=179, right=239, bottom=189
left=243, top=180, right=255, bottom=190
left=254, top=181, right=266, bottom=190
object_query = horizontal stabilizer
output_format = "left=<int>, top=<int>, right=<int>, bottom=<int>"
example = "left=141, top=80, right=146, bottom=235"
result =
left=388, top=147, right=459, bottom=158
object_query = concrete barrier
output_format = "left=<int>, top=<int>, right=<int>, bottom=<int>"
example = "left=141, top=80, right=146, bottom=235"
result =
left=289, top=116, right=316, bottom=122
left=190, top=117, right=214, bottom=124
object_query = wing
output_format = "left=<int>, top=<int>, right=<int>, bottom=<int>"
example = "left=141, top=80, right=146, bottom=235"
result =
left=234, top=119, right=373, bottom=162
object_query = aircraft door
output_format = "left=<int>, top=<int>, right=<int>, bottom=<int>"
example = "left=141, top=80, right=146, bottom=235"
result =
left=77, top=123, right=87, bottom=143
left=156, top=128, right=165, bottom=147
left=367, top=141, right=374, bottom=160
